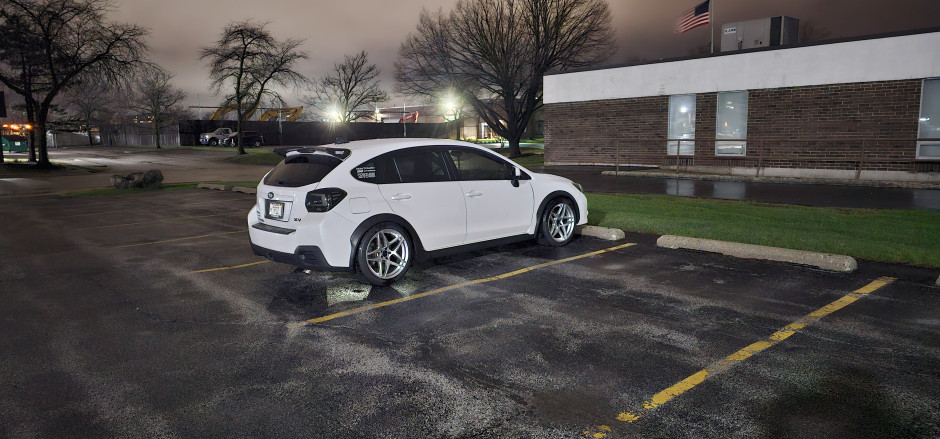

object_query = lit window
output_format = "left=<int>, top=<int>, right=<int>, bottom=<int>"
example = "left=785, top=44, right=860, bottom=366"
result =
left=918, top=78, right=940, bottom=159
left=667, top=95, right=695, bottom=155
left=716, top=91, right=748, bottom=156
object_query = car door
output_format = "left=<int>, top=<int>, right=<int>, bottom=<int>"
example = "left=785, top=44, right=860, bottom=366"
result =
left=446, top=147, right=534, bottom=243
left=377, top=148, right=467, bottom=251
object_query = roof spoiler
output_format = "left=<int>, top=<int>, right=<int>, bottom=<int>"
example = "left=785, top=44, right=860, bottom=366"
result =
left=273, top=146, right=351, bottom=160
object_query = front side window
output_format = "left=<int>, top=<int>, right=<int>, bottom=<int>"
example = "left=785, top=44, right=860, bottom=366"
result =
left=918, top=78, right=940, bottom=159
left=667, top=94, right=695, bottom=155
left=447, top=149, right=513, bottom=181
left=716, top=91, right=748, bottom=156
left=391, top=148, right=451, bottom=183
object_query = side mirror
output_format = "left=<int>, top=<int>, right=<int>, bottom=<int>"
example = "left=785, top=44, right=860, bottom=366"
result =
left=510, top=166, right=521, bottom=187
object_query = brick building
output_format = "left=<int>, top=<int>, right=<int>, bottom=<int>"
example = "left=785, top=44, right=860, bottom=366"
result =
left=543, top=29, right=940, bottom=182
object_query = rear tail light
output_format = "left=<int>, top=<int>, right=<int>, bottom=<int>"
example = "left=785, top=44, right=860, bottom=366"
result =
left=305, top=188, right=347, bottom=212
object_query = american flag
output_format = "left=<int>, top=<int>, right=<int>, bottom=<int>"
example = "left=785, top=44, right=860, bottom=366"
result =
left=674, top=0, right=710, bottom=34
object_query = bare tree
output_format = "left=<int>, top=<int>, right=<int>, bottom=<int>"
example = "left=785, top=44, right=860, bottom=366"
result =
left=64, top=75, right=120, bottom=146
left=0, top=0, right=149, bottom=167
left=131, top=68, right=187, bottom=149
left=396, top=0, right=615, bottom=157
left=309, top=51, right=388, bottom=122
left=201, top=21, right=307, bottom=154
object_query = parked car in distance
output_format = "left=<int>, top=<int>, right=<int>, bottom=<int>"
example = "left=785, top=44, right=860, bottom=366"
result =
left=248, top=138, right=588, bottom=285
left=199, top=128, right=233, bottom=146
left=224, top=131, right=264, bottom=147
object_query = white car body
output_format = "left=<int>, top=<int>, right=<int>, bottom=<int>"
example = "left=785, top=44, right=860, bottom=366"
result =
left=247, top=138, right=587, bottom=281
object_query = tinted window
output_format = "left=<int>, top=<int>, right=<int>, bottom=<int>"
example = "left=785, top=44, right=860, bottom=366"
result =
left=263, top=153, right=342, bottom=187
left=448, top=149, right=512, bottom=181
left=391, top=149, right=450, bottom=183
left=351, top=154, right=400, bottom=184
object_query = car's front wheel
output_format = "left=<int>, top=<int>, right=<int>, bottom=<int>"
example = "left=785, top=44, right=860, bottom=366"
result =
left=537, top=197, right=576, bottom=247
left=208, top=138, right=218, bottom=146
left=356, top=223, right=412, bottom=285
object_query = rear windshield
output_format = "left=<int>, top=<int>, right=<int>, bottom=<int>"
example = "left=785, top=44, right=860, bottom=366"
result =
left=263, top=153, right=342, bottom=187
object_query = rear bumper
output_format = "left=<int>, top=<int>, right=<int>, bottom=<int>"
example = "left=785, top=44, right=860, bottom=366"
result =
left=250, top=243, right=353, bottom=272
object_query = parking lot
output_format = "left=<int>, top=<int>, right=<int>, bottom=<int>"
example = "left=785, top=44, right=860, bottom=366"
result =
left=1, top=188, right=938, bottom=438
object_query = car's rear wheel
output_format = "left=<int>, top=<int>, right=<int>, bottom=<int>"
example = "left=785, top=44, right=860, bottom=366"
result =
left=356, top=223, right=412, bottom=285
left=537, top=197, right=576, bottom=247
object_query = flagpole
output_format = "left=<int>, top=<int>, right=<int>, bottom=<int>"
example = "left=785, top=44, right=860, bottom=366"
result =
left=710, top=0, right=715, bottom=53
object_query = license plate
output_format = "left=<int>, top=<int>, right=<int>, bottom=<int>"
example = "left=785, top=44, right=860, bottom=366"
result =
left=267, top=201, right=285, bottom=219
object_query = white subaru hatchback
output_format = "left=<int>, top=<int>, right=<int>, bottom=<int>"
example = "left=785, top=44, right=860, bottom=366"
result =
left=248, top=138, right=587, bottom=285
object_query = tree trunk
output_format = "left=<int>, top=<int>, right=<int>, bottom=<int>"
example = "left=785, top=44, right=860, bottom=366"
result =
left=506, top=137, right=522, bottom=158
left=26, top=102, right=37, bottom=162
left=154, top=122, right=161, bottom=149
left=236, top=113, right=246, bottom=155
left=36, top=119, right=50, bottom=168
left=87, top=127, right=94, bottom=147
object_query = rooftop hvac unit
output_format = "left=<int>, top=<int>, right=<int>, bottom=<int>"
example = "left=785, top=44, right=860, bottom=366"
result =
left=720, top=16, right=799, bottom=52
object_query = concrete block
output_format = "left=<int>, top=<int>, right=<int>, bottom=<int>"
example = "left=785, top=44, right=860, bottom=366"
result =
left=576, top=225, right=626, bottom=241
left=232, top=186, right=257, bottom=194
left=656, top=235, right=857, bottom=273
left=197, top=183, right=232, bottom=191
left=936, top=274, right=940, bottom=287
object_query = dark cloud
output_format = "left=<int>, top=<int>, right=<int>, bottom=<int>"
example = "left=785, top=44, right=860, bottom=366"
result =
left=112, top=0, right=939, bottom=107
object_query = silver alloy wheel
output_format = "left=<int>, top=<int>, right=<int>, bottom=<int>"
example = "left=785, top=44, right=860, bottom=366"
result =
left=547, top=202, right=575, bottom=242
left=365, top=228, right=410, bottom=280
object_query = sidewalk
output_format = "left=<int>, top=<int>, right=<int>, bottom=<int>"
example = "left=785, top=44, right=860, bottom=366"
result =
left=539, top=165, right=940, bottom=211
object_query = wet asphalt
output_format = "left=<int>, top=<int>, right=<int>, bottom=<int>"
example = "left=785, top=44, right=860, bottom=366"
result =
left=1, top=189, right=938, bottom=438
left=542, top=166, right=940, bottom=211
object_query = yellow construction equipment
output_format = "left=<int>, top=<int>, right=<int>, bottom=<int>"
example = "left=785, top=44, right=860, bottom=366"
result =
left=209, top=103, right=260, bottom=121
left=259, top=107, right=303, bottom=122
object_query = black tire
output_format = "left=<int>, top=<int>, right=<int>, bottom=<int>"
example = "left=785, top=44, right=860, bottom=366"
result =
left=537, top=197, right=577, bottom=247
left=355, top=222, right=413, bottom=286
left=209, top=138, right=218, bottom=146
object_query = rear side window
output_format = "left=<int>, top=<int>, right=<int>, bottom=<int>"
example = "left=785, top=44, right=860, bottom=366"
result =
left=351, top=154, right=400, bottom=184
left=263, top=153, right=342, bottom=187
left=391, top=149, right=451, bottom=183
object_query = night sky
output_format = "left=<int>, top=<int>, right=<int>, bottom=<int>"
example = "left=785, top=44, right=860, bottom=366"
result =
left=96, top=0, right=940, bottom=107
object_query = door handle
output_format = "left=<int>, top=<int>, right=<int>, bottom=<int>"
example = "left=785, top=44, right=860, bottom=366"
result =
left=465, top=191, right=483, bottom=198
left=389, top=193, right=412, bottom=201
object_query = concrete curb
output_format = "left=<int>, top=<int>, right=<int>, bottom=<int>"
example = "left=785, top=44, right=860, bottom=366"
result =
left=936, top=274, right=940, bottom=287
left=197, top=183, right=233, bottom=191
left=232, top=186, right=257, bottom=194
left=576, top=225, right=625, bottom=241
left=656, top=235, right=858, bottom=273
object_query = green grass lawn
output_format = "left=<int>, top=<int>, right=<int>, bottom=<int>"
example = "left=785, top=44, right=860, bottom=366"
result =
left=495, top=147, right=544, bottom=168
left=586, top=193, right=940, bottom=267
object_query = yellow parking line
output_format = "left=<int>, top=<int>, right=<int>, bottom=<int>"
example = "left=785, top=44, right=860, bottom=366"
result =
left=191, top=260, right=270, bottom=273
left=76, top=212, right=238, bottom=230
left=112, top=230, right=245, bottom=248
left=586, top=276, right=896, bottom=438
left=303, top=242, right=636, bottom=325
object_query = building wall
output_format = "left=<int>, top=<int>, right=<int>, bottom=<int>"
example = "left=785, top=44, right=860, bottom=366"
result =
left=545, top=31, right=940, bottom=104
left=543, top=30, right=940, bottom=179
left=546, top=79, right=924, bottom=172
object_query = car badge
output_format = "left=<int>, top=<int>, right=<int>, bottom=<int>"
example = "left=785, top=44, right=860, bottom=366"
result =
left=267, top=192, right=274, bottom=199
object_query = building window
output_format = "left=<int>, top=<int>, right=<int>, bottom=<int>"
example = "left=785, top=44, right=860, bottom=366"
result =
left=918, top=78, right=940, bottom=159
left=716, top=91, right=748, bottom=156
left=667, top=95, right=695, bottom=155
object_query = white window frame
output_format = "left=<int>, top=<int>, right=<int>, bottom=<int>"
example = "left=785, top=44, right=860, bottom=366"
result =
left=917, top=78, right=940, bottom=160
left=715, top=90, right=748, bottom=157
left=667, top=94, right=696, bottom=156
